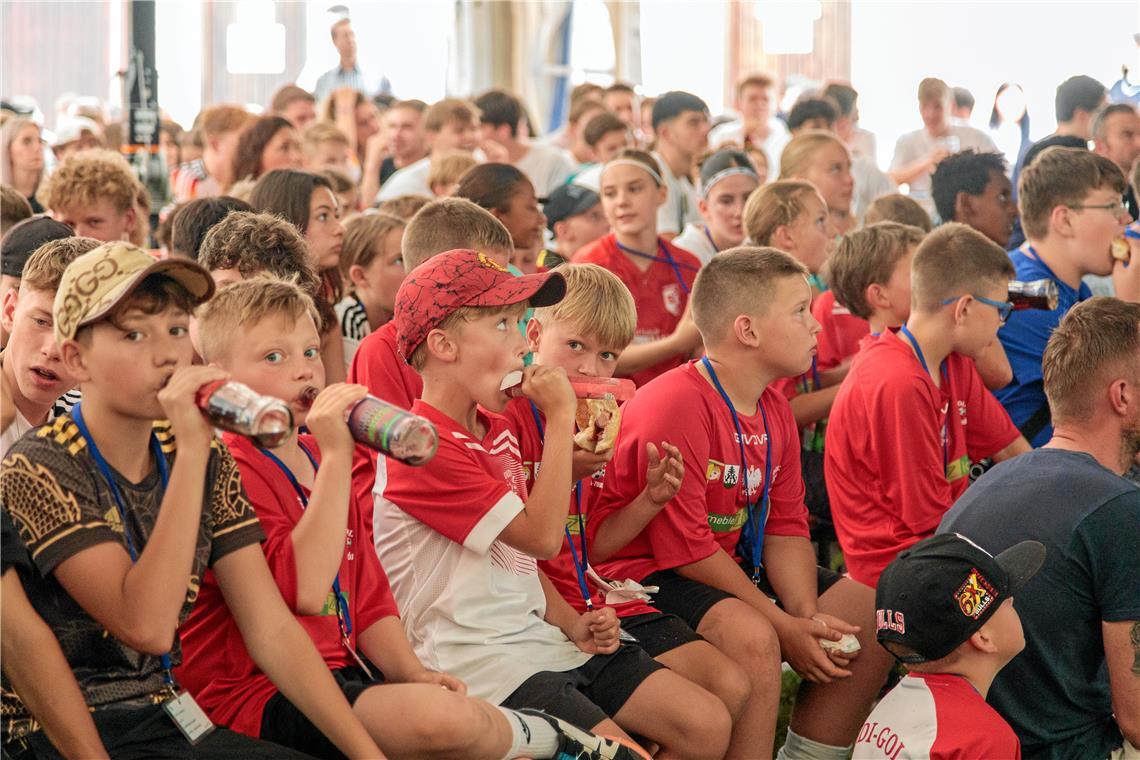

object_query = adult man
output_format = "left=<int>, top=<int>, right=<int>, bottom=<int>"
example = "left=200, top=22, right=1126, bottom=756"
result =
left=473, top=89, right=575, bottom=196
left=951, top=86, right=975, bottom=123
left=709, top=74, right=790, bottom=170
left=314, top=16, right=381, bottom=101
left=940, top=297, right=1140, bottom=760
left=1053, top=75, right=1109, bottom=142
left=651, top=90, right=710, bottom=237
left=359, top=99, right=429, bottom=205
left=377, top=98, right=480, bottom=201
left=1092, top=103, right=1140, bottom=220
left=269, top=85, right=317, bottom=132
left=822, top=82, right=876, bottom=164
left=603, top=82, right=640, bottom=136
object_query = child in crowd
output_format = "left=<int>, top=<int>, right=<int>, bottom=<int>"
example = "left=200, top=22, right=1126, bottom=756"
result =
left=539, top=183, right=609, bottom=268
left=323, top=168, right=359, bottom=217
left=335, top=211, right=406, bottom=367
left=301, top=121, right=353, bottom=176
left=428, top=151, right=478, bottom=197
left=37, top=149, right=144, bottom=242
left=675, top=149, right=761, bottom=265
left=379, top=98, right=481, bottom=201
left=650, top=91, right=711, bottom=237
left=854, top=534, right=1044, bottom=760
left=576, top=149, right=703, bottom=386
left=0, top=215, right=74, bottom=346
left=172, top=104, right=255, bottom=201
left=743, top=180, right=830, bottom=300
left=0, top=236, right=98, bottom=457
left=377, top=193, right=433, bottom=220
left=0, top=242, right=381, bottom=758
left=593, top=247, right=894, bottom=760
left=862, top=193, right=932, bottom=231
left=930, top=150, right=1018, bottom=246
left=168, top=196, right=253, bottom=260
left=474, top=89, right=577, bottom=196
left=564, top=98, right=609, bottom=165
left=456, top=163, right=548, bottom=274
left=0, top=184, right=32, bottom=235
left=996, top=147, right=1136, bottom=446
left=197, top=211, right=318, bottom=292
left=583, top=112, right=632, bottom=165
left=183, top=277, right=630, bottom=760
left=504, top=263, right=775, bottom=758
left=230, top=116, right=303, bottom=186
left=826, top=223, right=1029, bottom=587
left=779, top=131, right=856, bottom=235
left=374, top=248, right=732, bottom=759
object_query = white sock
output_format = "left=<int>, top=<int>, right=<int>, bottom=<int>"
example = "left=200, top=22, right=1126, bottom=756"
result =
left=497, top=707, right=560, bottom=760
left=777, top=727, right=853, bottom=760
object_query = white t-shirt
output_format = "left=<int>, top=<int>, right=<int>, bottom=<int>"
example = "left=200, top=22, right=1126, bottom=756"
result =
left=853, top=155, right=898, bottom=221
left=516, top=144, right=576, bottom=196
left=377, top=157, right=432, bottom=202
left=1, top=389, right=80, bottom=459
left=708, top=118, right=791, bottom=176
left=652, top=151, right=701, bottom=235
left=373, top=402, right=590, bottom=705
left=889, top=126, right=998, bottom=213
left=334, top=295, right=371, bottom=372
left=672, top=223, right=717, bottom=266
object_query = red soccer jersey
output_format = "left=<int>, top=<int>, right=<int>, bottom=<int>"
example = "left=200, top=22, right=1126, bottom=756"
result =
left=592, top=361, right=809, bottom=584
left=824, top=330, right=1020, bottom=586
left=574, top=234, right=700, bottom=387
left=176, top=433, right=398, bottom=737
left=813, top=289, right=870, bottom=372
left=500, top=397, right=656, bottom=617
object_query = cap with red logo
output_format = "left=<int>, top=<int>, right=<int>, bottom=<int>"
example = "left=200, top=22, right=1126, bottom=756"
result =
left=394, top=249, right=566, bottom=362
left=874, top=533, right=1045, bottom=663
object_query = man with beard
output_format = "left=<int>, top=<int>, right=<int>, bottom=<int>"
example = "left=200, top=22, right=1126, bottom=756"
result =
left=939, top=297, right=1140, bottom=760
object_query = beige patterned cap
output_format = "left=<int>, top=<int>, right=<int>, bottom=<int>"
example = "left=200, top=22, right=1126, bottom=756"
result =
left=53, top=242, right=215, bottom=344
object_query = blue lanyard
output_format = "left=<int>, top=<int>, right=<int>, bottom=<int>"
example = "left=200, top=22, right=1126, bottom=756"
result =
left=528, top=401, right=592, bottom=609
left=71, top=403, right=175, bottom=684
left=898, top=325, right=950, bottom=473
left=797, top=356, right=823, bottom=395
left=699, top=357, right=771, bottom=580
left=255, top=442, right=353, bottom=637
left=703, top=226, right=720, bottom=255
left=614, top=239, right=697, bottom=294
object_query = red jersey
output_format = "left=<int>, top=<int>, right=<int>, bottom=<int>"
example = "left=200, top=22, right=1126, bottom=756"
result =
left=176, top=433, right=398, bottom=737
left=574, top=234, right=700, bottom=387
left=824, top=330, right=1020, bottom=586
left=500, top=397, right=656, bottom=617
left=593, top=361, right=809, bottom=583
left=813, top=290, right=870, bottom=372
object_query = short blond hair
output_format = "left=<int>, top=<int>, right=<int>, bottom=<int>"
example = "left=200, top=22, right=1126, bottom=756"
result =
left=424, top=98, right=480, bottom=133
left=863, top=193, right=933, bottom=232
left=778, top=130, right=848, bottom=180
left=196, top=275, right=320, bottom=363
left=408, top=303, right=524, bottom=372
left=20, top=237, right=102, bottom=293
left=828, top=223, right=926, bottom=319
left=743, top=180, right=818, bottom=246
left=196, top=104, right=255, bottom=140
left=340, top=212, right=405, bottom=278
left=692, top=246, right=808, bottom=345
left=428, top=151, right=478, bottom=191
left=911, top=222, right=1015, bottom=313
left=918, top=77, right=949, bottom=104
left=37, top=149, right=142, bottom=214
left=532, top=264, right=636, bottom=350
left=402, top=197, right=512, bottom=272
left=377, top=194, right=432, bottom=220
left=302, top=121, right=350, bottom=151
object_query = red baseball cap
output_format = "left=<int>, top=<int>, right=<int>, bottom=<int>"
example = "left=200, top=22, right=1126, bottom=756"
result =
left=395, top=249, right=566, bottom=362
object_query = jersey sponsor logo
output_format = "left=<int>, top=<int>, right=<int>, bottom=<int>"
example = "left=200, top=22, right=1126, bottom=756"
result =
left=565, top=513, right=584, bottom=534
left=946, top=455, right=971, bottom=482
left=320, top=588, right=349, bottom=617
left=744, top=465, right=763, bottom=497
left=733, top=431, right=768, bottom=446
left=876, top=609, right=906, bottom=634
left=955, top=567, right=998, bottom=619
left=662, top=283, right=682, bottom=316
left=706, top=459, right=725, bottom=481
left=707, top=507, right=747, bottom=533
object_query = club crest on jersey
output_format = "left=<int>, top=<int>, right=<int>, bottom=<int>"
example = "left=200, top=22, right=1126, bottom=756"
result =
left=706, top=459, right=725, bottom=481
left=723, top=464, right=740, bottom=488
left=744, top=465, right=763, bottom=497
left=955, top=568, right=998, bottom=619
left=662, top=283, right=682, bottom=316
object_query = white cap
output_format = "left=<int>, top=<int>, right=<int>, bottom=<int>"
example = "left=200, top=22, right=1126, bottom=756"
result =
left=52, top=116, right=102, bottom=147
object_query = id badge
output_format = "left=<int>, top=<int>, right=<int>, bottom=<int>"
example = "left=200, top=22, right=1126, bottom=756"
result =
left=163, top=690, right=216, bottom=745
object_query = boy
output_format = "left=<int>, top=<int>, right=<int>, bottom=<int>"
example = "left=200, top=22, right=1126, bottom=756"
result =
left=786, top=98, right=838, bottom=135
left=37, top=149, right=144, bottom=242
left=651, top=91, right=710, bottom=236
left=374, top=249, right=733, bottom=758
left=708, top=74, right=790, bottom=169
left=504, top=263, right=765, bottom=757
left=197, top=210, right=318, bottom=292
left=378, top=98, right=481, bottom=201
left=269, top=84, right=317, bottom=132
left=428, top=150, right=479, bottom=197
left=171, top=104, right=254, bottom=202
left=997, top=147, right=1136, bottom=446
left=0, top=242, right=380, bottom=757
left=854, top=534, right=1044, bottom=760
left=930, top=150, right=1018, bottom=245
left=593, top=247, right=896, bottom=760
left=862, top=194, right=932, bottom=231
left=474, top=89, right=576, bottom=196
left=169, top=196, right=253, bottom=261
left=185, top=277, right=631, bottom=760
left=1, top=236, right=99, bottom=457
left=0, top=215, right=74, bottom=346
left=539, top=183, right=609, bottom=268
left=1, top=183, right=32, bottom=236
left=826, top=223, right=1029, bottom=587
left=301, top=122, right=353, bottom=176
left=583, top=112, right=632, bottom=166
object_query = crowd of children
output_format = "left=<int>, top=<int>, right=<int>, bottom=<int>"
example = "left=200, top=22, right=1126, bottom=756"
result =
left=1, top=63, right=1139, bottom=760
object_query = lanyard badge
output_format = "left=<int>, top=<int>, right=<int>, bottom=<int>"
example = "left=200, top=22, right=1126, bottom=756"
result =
left=614, top=240, right=697, bottom=294
left=898, top=326, right=950, bottom=473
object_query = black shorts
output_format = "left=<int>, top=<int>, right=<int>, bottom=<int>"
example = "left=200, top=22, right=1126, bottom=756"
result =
left=260, top=666, right=380, bottom=759
left=643, top=564, right=845, bottom=631
left=619, top=612, right=703, bottom=658
left=500, top=643, right=664, bottom=731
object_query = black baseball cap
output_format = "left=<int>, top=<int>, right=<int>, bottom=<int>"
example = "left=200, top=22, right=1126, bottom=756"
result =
left=544, top=183, right=600, bottom=233
left=1, top=215, right=74, bottom=279
left=875, top=533, right=1045, bottom=664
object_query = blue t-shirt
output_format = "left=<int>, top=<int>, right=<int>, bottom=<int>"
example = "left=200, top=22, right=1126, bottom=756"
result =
left=994, top=249, right=1092, bottom=446
left=939, top=449, right=1140, bottom=760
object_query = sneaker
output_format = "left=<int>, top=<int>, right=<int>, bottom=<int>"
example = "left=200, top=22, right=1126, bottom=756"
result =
left=516, top=709, right=650, bottom=760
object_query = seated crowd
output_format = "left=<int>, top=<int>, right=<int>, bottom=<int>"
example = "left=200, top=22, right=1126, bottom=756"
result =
left=0, top=50, right=1138, bottom=760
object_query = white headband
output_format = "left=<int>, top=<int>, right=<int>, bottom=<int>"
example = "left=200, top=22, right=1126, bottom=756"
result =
left=699, top=166, right=760, bottom=199
left=600, top=158, right=665, bottom=188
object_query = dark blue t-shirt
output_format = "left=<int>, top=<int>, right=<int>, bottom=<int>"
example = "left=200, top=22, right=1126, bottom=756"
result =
left=939, top=449, right=1140, bottom=760
left=994, top=250, right=1092, bottom=446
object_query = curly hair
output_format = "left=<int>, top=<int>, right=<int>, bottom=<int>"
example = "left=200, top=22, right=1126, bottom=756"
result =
left=198, top=211, right=319, bottom=298
left=36, top=149, right=141, bottom=214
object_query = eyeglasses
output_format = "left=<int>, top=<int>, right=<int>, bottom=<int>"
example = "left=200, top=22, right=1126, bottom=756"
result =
left=1069, top=200, right=1129, bottom=217
left=941, top=294, right=1013, bottom=324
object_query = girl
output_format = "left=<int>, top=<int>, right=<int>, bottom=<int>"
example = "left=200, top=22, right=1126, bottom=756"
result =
left=250, top=169, right=348, bottom=382
left=675, top=149, right=761, bottom=265
left=335, top=212, right=406, bottom=368
left=743, top=179, right=831, bottom=298
left=576, top=148, right=703, bottom=386
left=456, top=163, right=547, bottom=274
left=1, top=119, right=45, bottom=213
left=231, top=116, right=303, bottom=186
left=779, top=131, right=856, bottom=236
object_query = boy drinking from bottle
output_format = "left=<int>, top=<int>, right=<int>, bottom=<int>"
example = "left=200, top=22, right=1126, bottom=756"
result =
left=0, top=242, right=381, bottom=758
left=182, top=276, right=622, bottom=759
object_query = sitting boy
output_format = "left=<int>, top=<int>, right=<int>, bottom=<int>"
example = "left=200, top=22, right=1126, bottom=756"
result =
left=593, top=247, right=895, bottom=760
left=0, top=242, right=381, bottom=757
left=539, top=183, right=609, bottom=269
left=183, top=276, right=627, bottom=760
left=197, top=210, right=318, bottom=292
left=0, top=215, right=75, bottom=346
left=930, top=150, right=1018, bottom=246
left=374, top=249, right=733, bottom=758
left=826, top=223, right=1029, bottom=587
left=853, top=534, right=1044, bottom=759
left=862, top=194, right=932, bottom=232
left=37, top=149, right=144, bottom=242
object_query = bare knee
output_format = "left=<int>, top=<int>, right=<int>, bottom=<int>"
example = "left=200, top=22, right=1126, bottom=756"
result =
left=676, top=690, right=733, bottom=760
left=701, top=605, right=781, bottom=683
left=405, top=692, right=486, bottom=753
left=709, top=662, right=751, bottom=721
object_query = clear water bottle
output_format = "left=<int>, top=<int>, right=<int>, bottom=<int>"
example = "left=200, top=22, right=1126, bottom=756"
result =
left=347, top=395, right=439, bottom=466
left=195, top=380, right=294, bottom=447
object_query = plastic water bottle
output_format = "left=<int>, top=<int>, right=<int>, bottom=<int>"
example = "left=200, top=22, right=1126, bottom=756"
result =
left=346, top=395, right=439, bottom=466
left=195, top=380, right=294, bottom=447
